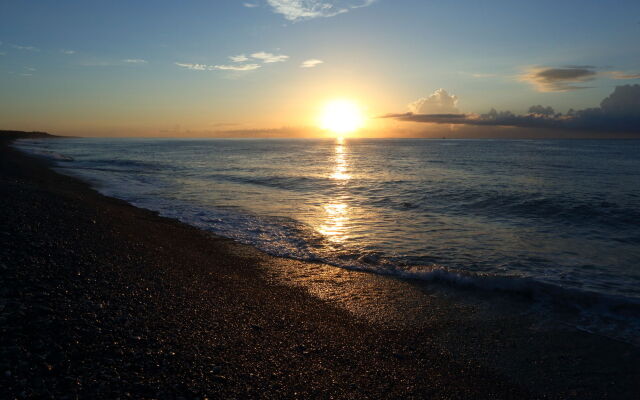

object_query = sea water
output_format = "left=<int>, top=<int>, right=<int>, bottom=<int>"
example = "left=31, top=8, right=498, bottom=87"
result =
left=16, top=138, right=640, bottom=342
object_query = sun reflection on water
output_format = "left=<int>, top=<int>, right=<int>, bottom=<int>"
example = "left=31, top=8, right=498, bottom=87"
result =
left=330, top=140, right=351, bottom=181
left=319, top=138, right=352, bottom=243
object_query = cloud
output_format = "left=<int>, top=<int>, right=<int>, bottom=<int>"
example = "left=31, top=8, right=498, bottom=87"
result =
left=230, top=54, right=249, bottom=62
left=175, top=62, right=209, bottom=70
left=528, top=105, right=557, bottom=116
left=266, top=0, right=375, bottom=21
left=519, top=66, right=597, bottom=92
left=213, top=63, right=261, bottom=71
left=300, top=59, right=324, bottom=68
left=176, top=61, right=262, bottom=72
left=608, top=71, right=640, bottom=80
left=177, top=51, right=291, bottom=73
left=123, top=58, right=147, bottom=64
left=11, top=44, right=39, bottom=52
left=243, top=2, right=259, bottom=7
left=250, top=51, right=289, bottom=63
left=61, top=49, right=76, bottom=55
left=383, top=84, right=640, bottom=134
left=408, top=89, right=459, bottom=114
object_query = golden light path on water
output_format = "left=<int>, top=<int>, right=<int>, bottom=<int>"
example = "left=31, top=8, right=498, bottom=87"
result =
left=318, top=137, right=351, bottom=243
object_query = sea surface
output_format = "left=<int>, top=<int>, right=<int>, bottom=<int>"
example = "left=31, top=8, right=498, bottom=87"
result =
left=16, top=138, right=640, bottom=342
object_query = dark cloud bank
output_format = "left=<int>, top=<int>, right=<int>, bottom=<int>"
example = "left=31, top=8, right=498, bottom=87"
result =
left=384, top=85, right=640, bottom=136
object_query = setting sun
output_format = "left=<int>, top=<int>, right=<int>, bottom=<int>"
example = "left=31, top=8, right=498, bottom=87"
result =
left=319, top=100, right=365, bottom=135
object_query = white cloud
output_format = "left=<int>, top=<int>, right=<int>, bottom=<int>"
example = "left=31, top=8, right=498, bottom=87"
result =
left=11, top=44, right=39, bottom=52
left=123, top=58, right=148, bottom=64
left=266, top=0, right=375, bottom=21
left=175, top=62, right=261, bottom=72
left=214, top=63, right=261, bottom=71
left=409, top=89, right=460, bottom=114
left=175, top=62, right=209, bottom=71
left=251, top=51, right=289, bottom=63
left=229, top=54, right=249, bottom=62
left=243, top=2, right=259, bottom=7
left=300, top=59, right=324, bottom=68
left=61, top=49, right=76, bottom=55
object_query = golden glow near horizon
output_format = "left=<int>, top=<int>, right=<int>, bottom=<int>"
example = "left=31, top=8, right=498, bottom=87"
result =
left=319, top=100, right=365, bottom=136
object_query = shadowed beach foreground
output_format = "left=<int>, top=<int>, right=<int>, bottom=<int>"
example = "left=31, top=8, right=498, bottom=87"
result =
left=1, top=132, right=639, bottom=399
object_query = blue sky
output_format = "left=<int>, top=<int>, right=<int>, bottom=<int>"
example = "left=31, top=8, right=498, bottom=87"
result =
left=1, top=0, right=639, bottom=136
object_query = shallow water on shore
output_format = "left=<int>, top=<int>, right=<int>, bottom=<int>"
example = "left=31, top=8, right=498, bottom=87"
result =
left=15, top=137, right=640, bottom=343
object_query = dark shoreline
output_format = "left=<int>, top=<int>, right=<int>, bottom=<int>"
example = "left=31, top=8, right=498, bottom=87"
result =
left=2, top=132, right=639, bottom=399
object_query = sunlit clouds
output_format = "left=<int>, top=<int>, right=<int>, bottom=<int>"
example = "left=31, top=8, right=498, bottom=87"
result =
left=266, top=0, right=376, bottom=21
left=176, top=51, right=289, bottom=74
left=385, top=84, right=640, bottom=134
left=608, top=71, right=640, bottom=80
left=519, top=66, right=597, bottom=92
left=229, top=54, right=249, bottom=62
left=175, top=62, right=261, bottom=71
left=214, top=63, right=261, bottom=71
left=250, top=51, right=289, bottom=63
left=408, top=89, right=459, bottom=114
left=300, top=59, right=324, bottom=68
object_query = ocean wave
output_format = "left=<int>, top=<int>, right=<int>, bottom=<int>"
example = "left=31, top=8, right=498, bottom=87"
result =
left=205, top=173, right=333, bottom=191
left=13, top=144, right=74, bottom=161
left=443, top=189, right=640, bottom=229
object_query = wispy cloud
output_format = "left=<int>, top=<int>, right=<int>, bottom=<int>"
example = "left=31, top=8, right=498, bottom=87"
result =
left=243, top=2, right=259, bottom=7
left=300, top=59, right=324, bottom=68
left=471, top=73, right=496, bottom=78
left=61, top=49, right=76, bottom=55
left=251, top=51, right=288, bottom=63
left=213, top=63, right=261, bottom=71
left=608, top=71, right=640, bottom=80
left=175, top=62, right=209, bottom=71
left=229, top=54, right=249, bottom=62
left=519, top=66, right=597, bottom=92
left=266, top=0, right=375, bottom=21
left=175, top=62, right=261, bottom=71
left=122, top=58, right=148, bottom=64
left=11, top=44, right=39, bottom=52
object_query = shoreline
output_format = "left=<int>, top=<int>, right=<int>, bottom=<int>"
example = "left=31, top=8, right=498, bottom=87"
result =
left=2, top=132, right=639, bottom=398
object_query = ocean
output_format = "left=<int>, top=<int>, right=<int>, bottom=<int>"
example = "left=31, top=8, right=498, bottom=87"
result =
left=15, top=137, right=640, bottom=343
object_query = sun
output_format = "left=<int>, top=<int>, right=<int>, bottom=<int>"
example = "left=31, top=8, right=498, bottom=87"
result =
left=319, top=100, right=364, bottom=135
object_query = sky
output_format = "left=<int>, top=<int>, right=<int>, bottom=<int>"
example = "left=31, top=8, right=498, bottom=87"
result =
left=1, top=0, right=639, bottom=138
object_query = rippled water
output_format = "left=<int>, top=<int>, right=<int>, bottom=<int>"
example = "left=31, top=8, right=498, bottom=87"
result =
left=16, top=138, right=640, bottom=338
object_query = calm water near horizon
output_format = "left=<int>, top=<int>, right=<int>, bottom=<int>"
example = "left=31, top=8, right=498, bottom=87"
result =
left=16, top=137, right=640, bottom=342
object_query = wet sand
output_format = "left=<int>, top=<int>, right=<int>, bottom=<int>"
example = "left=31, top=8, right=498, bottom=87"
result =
left=1, top=131, right=638, bottom=399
